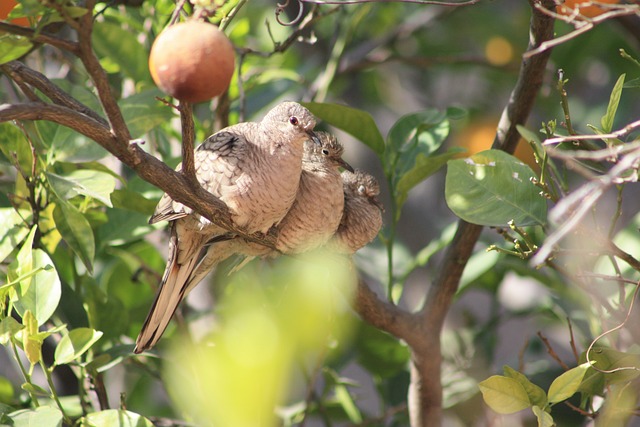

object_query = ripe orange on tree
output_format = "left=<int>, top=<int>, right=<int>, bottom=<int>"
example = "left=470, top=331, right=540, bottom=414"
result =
left=149, top=21, right=235, bottom=103
left=0, top=0, right=30, bottom=27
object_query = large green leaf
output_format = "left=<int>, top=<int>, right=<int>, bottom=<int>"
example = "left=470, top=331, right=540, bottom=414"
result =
left=119, top=89, right=176, bottom=138
left=355, top=321, right=410, bottom=379
left=0, top=122, right=33, bottom=175
left=53, top=200, right=96, bottom=274
left=503, top=366, right=547, bottom=408
left=302, top=102, right=385, bottom=156
left=445, top=149, right=547, bottom=227
left=47, top=170, right=116, bottom=207
left=478, top=375, right=531, bottom=414
left=54, top=328, right=103, bottom=366
left=11, top=249, right=61, bottom=327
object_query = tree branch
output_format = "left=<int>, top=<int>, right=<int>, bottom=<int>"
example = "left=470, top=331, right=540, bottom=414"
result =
left=404, top=1, right=556, bottom=425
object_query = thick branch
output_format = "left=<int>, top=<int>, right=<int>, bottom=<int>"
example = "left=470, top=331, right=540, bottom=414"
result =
left=405, top=1, right=556, bottom=425
left=0, top=102, right=277, bottom=247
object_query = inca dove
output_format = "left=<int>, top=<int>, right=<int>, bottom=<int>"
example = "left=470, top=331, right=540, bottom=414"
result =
left=328, top=170, right=384, bottom=254
left=183, top=131, right=353, bottom=288
left=134, top=102, right=317, bottom=353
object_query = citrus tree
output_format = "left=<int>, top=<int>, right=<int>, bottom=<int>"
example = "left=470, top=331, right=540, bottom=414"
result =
left=1, top=0, right=640, bottom=426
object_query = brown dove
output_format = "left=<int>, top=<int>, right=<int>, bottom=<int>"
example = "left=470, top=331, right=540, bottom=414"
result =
left=328, top=170, right=384, bottom=254
left=134, top=102, right=317, bottom=353
left=183, top=131, right=353, bottom=288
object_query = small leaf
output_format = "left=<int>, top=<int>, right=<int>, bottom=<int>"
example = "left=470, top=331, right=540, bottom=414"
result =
left=0, top=376, right=15, bottom=404
left=0, top=208, right=31, bottom=264
left=54, top=328, right=103, bottom=366
left=531, top=405, right=555, bottom=427
left=478, top=375, right=531, bottom=414
left=503, top=366, right=547, bottom=408
left=0, top=317, right=23, bottom=345
left=335, top=383, right=363, bottom=423
left=21, top=311, right=42, bottom=365
left=119, top=89, right=175, bottom=138
left=601, top=74, right=625, bottom=133
left=53, top=200, right=95, bottom=274
left=79, top=409, right=154, bottom=427
left=9, top=406, right=63, bottom=427
left=21, top=383, right=50, bottom=397
left=548, top=362, right=592, bottom=404
left=445, top=149, right=547, bottom=226
left=302, top=102, right=385, bottom=156
left=7, top=226, right=37, bottom=289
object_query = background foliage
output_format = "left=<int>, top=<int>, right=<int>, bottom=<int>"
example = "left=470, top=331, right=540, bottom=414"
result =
left=1, top=0, right=640, bottom=426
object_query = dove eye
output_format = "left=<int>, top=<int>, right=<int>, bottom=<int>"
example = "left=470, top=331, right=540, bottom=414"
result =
left=357, top=185, right=366, bottom=194
left=322, top=148, right=330, bottom=155
left=289, top=116, right=299, bottom=126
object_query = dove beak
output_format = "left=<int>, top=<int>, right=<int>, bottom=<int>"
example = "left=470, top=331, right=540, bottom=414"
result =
left=337, top=158, right=355, bottom=173
left=307, top=130, right=320, bottom=145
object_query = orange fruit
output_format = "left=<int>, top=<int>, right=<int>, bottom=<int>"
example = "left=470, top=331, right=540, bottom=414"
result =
left=0, top=0, right=30, bottom=27
left=556, top=0, right=620, bottom=18
left=149, top=21, right=235, bottom=103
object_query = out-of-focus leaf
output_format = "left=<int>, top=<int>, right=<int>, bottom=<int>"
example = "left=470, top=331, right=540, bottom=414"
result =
left=394, top=148, right=463, bottom=217
left=303, top=102, right=385, bottom=156
left=0, top=317, right=23, bottom=345
left=53, top=200, right=95, bottom=274
left=79, top=409, right=154, bottom=427
left=0, top=34, right=33, bottom=64
left=0, top=376, right=14, bottom=404
left=355, top=321, right=410, bottom=379
left=9, top=406, right=63, bottom=427
left=0, top=123, right=33, bottom=175
left=119, top=89, right=175, bottom=138
left=7, top=226, right=36, bottom=295
left=445, top=149, right=547, bottom=227
left=54, top=328, right=103, bottom=366
left=97, top=209, right=155, bottom=249
left=601, top=74, right=625, bottom=133
left=47, top=170, right=117, bottom=207
left=110, top=189, right=158, bottom=215
left=532, top=405, right=554, bottom=427
left=92, top=20, right=152, bottom=83
left=478, top=375, right=530, bottom=414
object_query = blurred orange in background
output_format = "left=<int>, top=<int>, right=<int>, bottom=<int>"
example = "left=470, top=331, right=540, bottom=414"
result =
left=451, top=118, right=539, bottom=171
left=0, top=0, right=30, bottom=27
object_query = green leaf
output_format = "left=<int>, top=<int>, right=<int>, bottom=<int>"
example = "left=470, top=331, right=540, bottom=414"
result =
left=54, top=328, right=103, bottom=366
left=583, top=347, right=640, bottom=386
left=7, top=226, right=37, bottom=292
left=302, top=102, right=385, bottom=156
left=119, top=89, right=176, bottom=138
left=47, top=170, right=117, bottom=207
left=0, top=34, right=33, bottom=65
left=53, top=200, right=95, bottom=274
left=12, top=250, right=62, bottom=326
left=92, top=20, right=152, bottom=83
left=395, top=148, right=463, bottom=216
left=531, top=405, right=554, bottom=427
left=0, top=376, right=14, bottom=404
left=0, top=122, right=33, bottom=177
left=547, top=362, right=592, bottom=404
left=335, top=383, right=363, bottom=424
left=355, top=321, right=410, bottom=379
left=79, top=409, right=154, bottom=427
left=20, top=382, right=50, bottom=397
left=9, top=406, right=63, bottom=427
left=110, top=189, right=158, bottom=215
left=601, top=74, right=625, bottom=133
left=445, top=149, right=547, bottom=227
left=0, top=208, right=30, bottom=264
left=503, top=366, right=547, bottom=408
left=387, top=109, right=448, bottom=160
left=478, top=375, right=531, bottom=414
left=0, top=317, right=24, bottom=345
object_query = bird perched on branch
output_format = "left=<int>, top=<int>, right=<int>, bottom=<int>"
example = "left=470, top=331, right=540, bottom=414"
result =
left=328, top=170, right=384, bottom=255
left=183, top=131, right=354, bottom=289
left=135, top=101, right=317, bottom=354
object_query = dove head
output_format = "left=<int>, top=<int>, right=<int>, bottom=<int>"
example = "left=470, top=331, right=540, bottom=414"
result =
left=304, top=131, right=354, bottom=172
left=343, top=170, right=384, bottom=211
left=262, top=102, right=317, bottom=143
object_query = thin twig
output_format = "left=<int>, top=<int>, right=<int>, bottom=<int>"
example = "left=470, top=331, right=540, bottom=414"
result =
left=543, top=119, right=640, bottom=146
left=567, top=317, right=580, bottom=364
left=537, top=331, right=570, bottom=370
